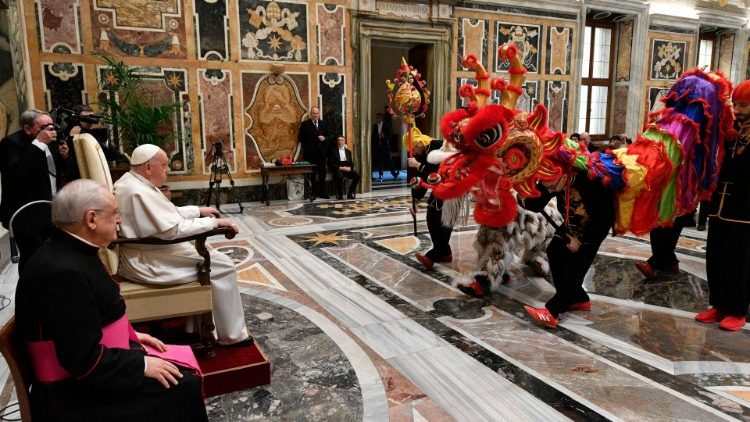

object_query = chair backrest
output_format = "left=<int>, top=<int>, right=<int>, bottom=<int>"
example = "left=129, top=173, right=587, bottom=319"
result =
left=72, top=134, right=119, bottom=274
left=0, top=317, right=32, bottom=421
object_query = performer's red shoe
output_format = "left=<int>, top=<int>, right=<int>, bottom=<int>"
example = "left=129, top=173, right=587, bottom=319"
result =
left=524, top=305, right=558, bottom=329
left=635, top=262, right=656, bottom=279
left=436, top=254, right=453, bottom=263
left=568, top=301, right=591, bottom=311
left=719, top=315, right=747, bottom=331
left=415, top=252, right=434, bottom=269
left=695, top=307, right=724, bottom=323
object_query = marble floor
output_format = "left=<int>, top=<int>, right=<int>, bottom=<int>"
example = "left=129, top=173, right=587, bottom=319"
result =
left=1, top=188, right=749, bottom=421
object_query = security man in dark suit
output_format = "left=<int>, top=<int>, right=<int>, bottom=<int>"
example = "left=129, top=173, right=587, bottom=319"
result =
left=297, top=106, right=331, bottom=199
left=328, top=136, right=360, bottom=199
left=0, top=108, right=69, bottom=271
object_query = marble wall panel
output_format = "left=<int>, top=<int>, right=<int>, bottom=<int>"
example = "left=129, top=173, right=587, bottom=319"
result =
left=242, top=72, right=308, bottom=169
left=648, top=86, right=669, bottom=114
left=455, top=77, right=477, bottom=108
left=747, top=43, right=750, bottom=81
left=42, top=62, right=85, bottom=110
left=495, top=22, right=540, bottom=73
left=198, top=69, right=234, bottom=173
left=545, top=26, right=571, bottom=75
left=0, top=10, right=17, bottom=137
left=37, top=0, right=81, bottom=54
left=457, top=18, right=488, bottom=71
left=92, top=0, right=187, bottom=59
left=616, top=20, right=633, bottom=82
left=611, top=85, right=628, bottom=135
left=319, top=72, right=345, bottom=139
left=516, top=80, right=539, bottom=114
left=98, top=66, right=191, bottom=174
left=718, top=33, right=734, bottom=76
left=650, top=39, right=685, bottom=81
left=546, top=80, right=568, bottom=133
left=239, top=0, right=308, bottom=63
left=316, top=4, right=344, bottom=66
left=193, top=0, right=228, bottom=60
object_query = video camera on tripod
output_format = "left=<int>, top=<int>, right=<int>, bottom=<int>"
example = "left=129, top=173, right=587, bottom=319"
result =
left=49, top=107, right=103, bottom=141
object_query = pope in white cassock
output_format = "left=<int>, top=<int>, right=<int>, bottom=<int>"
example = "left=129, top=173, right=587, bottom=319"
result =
left=114, top=144, right=251, bottom=346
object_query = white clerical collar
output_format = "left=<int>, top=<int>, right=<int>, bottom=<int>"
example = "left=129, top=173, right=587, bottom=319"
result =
left=129, top=170, right=158, bottom=190
left=62, top=230, right=100, bottom=248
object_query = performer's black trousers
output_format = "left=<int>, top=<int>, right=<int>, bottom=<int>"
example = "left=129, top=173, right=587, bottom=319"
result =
left=374, top=142, right=396, bottom=177
left=706, top=217, right=750, bottom=317
left=647, top=213, right=692, bottom=269
left=545, top=227, right=609, bottom=317
left=425, top=196, right=453, bottom=260
left=311, top=159, right=327, bottom=197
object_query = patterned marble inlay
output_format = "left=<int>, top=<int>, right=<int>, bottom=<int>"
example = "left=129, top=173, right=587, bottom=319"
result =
left=458, top=18, right=488, bottom=71
left=325, top=243, right=463, bottom=310
left=198, top=69, right=235, bottom=172
left=319, top=72, right=345, bottom=138
left=546, top=26, right=571, bottom=75
left=616, top=20, right=633, bottom=82
left=374, top=235, right=419, bottom=255
left=193, top=0, right=228, bottom=60
left=42, top=62, right=85, bottom=110
left=443, top=307, right=733, bottom=421
left=718, top=34, right=735, bottom=76
left=316, top=4, right=344, bottom=66
left=649, top=86, right=669, bottom=113
left=611, top=85, right=628, bottom=135
left=546, top=81, right=568, bottom=132
left=496, top=22, right=540, bottom=73
left=650, top=40, right=685, bottom=81
left=37, top=0, right=81, bottom=54
left=238, top=0, right=308, bottom=62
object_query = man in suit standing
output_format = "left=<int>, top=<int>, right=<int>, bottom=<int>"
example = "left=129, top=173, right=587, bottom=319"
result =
left=371, top=113, right=398, bottom=180
left=0, top=108, right=69, bottom=271
left=298, top=106, right=331, bottom=199
left=328, top=136, right=360, bottom=199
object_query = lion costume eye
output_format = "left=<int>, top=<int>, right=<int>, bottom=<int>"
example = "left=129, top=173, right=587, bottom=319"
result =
left=475, top=124, right=504, bottom=149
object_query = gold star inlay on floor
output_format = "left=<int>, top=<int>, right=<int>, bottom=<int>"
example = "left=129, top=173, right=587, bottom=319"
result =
left=303, top=231, right=350, bottom=246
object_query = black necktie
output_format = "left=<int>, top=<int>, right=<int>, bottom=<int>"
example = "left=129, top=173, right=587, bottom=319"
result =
left=314, top=120, right=318, bottom=129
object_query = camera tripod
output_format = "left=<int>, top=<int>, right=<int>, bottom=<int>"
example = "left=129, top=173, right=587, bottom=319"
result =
left=206, top=141, right=243, bottom=213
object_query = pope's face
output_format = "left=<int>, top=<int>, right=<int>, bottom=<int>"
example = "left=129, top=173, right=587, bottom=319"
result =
left=146, top=150, right=169, bottom=187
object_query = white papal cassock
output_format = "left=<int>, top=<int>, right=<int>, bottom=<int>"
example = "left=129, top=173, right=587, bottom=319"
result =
left=113, top=171, right=249, bottom=344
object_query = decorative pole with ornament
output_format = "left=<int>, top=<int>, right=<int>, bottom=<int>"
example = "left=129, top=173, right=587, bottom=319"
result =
left=386, top=58, right=430, bottom=236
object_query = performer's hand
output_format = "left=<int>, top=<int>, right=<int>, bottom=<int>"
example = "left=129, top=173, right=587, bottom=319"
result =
left=318, top=135, right=326, bottom=141
left=407, top=157, right=420, bottom=168
left=341, top=166, right=351, bottom=172
left=217, top=218, right=239, bottom=233
left=199, top=206, right=221, bottom=218
left=566, top=235, right=581, bottom=253
left=69, top=125, right=81, bottom=136
left=136, top=332, right=167, bottom=352
left=144, top=356, right=182, bottom=389
left=57, top=142, right=69, bottom=159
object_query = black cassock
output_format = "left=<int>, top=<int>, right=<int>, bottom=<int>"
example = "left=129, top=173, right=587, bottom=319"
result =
left=15, top=230, right=207, bottom=422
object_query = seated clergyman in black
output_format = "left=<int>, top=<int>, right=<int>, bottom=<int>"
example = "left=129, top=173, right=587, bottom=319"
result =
left=15, top=179, right=207, bottom=422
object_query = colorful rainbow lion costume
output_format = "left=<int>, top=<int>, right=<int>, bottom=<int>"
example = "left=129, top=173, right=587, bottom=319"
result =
left=415, top=44, right=734, bottom=296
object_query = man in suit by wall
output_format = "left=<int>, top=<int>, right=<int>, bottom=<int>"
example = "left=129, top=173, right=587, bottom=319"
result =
left=328, top=136, right=360, bottom=200
left=371, top=112, right=398, bottom=180
left=0, top=108, right=69, bottom=271
left=298, top=106, right=331, bottom=199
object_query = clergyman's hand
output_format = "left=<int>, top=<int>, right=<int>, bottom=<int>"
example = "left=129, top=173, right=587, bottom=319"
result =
left=216, top=218, right=239, bottom=234
left=136, top=332, right=167, bottom=352
left=144, top=356, right=182, bottom=389
left=36, top=125, right=57, bottom=145
left=199, top=206, right=221, bottom=218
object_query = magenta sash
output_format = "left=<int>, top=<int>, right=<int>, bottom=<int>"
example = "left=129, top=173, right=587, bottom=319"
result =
left=27, top=314, right=201, bottom=383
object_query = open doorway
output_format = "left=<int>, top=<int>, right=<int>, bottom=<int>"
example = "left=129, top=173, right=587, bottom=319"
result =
left=369, top=41, right=433, bottom=190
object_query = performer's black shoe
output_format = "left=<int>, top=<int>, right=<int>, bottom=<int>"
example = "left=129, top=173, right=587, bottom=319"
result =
left=456, top=274, right=491, bottom=298
left=347, top=192, right=356, bottom=199
left=391, top=171, right=400, bottom=178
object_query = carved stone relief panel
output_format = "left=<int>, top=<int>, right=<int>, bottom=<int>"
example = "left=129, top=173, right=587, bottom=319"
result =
left=238, top=0, right=309, bottom=63
left=317, top=4, right=344, bottom=66
left=198, top=69, right=234, bottom=173
left=546, top=80, right=568, bottom=133
left=37, top=0, right=82, bottom=54
left=376, top=2, right=430, bottom=20
left=546, top=26, right=572, bottom=75
left=194, top=0, right=229, bottom=61
left=92, top=0, right=187, bottom=59
left=42, top=62, right=85, bottom=109
left=495, top=22, right=540, bottom=73
left=457, top=18, right=488, bottom=71
left=242, top=72, right=308, bottom=168
left=616, top=20, right=633, bottom=82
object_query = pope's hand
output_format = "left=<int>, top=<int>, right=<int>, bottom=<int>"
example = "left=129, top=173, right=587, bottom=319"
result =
left=199, top=206, right=221, bottom=218
left=144, top=356, right=182, bottom=389
left=217, top=218, right=239, bottom=233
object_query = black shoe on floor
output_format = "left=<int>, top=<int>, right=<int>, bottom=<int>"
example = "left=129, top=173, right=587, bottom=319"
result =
left=218, top=336, right=254, bottom=348
left=347, top=193, right=356, bottom=199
